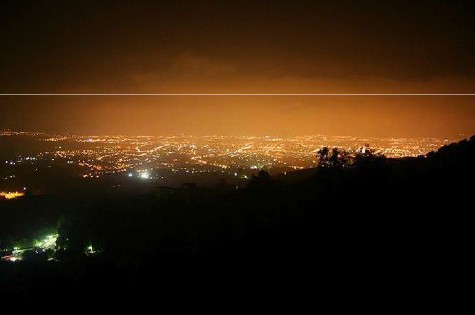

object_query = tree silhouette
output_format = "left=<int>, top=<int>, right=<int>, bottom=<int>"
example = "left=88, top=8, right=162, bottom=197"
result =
left=330, top=147, right=341, bottom=168
left=317, top=147, right=330, bottom=167
left=317, top=147, right=347, bottom=168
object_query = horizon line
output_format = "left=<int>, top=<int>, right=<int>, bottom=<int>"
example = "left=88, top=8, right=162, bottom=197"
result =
left=1, top=93, right=475, bottom=96
left=0, top=129, right=468, bottom=139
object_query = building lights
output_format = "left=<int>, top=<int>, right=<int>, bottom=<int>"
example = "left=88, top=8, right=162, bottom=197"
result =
left=139, top=172, right=150, bottom=179
left=0, top=134, right=450, bottom=184
left=0, top=191, right=25, bottom=200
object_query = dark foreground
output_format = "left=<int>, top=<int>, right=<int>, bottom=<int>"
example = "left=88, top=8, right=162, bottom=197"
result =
left=1, top=137, right=473, bottom=304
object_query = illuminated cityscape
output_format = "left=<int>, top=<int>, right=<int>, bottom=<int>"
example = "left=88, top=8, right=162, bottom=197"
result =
left=1, top=0, right=475, bottom=300
left=0, top=130, right=453, bottom=189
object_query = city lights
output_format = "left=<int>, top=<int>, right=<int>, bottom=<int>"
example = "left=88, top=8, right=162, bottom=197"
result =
left=0, top=233, right=98, bottom=263
left=0, top=131, right=453, bottom=185
left=139, top=171, right=150, bottom=179
left=0, top=191, right=25, bottom=200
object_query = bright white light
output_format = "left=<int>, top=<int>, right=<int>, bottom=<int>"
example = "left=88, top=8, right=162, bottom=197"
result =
left=128, top=173, right=133, bottom=177
left=139, top=172, right=150, bottom=179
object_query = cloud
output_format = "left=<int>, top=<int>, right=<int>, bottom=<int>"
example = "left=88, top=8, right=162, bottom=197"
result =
left=129, top=52, right=475, bottom=93
left=170, top=52, right=237, bottom=77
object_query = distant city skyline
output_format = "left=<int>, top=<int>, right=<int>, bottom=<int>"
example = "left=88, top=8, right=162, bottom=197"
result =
left=0, top=128, right=465, bottom=140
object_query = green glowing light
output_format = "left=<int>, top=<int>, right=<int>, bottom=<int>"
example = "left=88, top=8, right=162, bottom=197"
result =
left=35, top=234, right=58, bottom=250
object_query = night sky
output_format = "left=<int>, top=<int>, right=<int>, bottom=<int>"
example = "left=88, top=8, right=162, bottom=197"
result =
left=1, top=1, right=474, bottom=137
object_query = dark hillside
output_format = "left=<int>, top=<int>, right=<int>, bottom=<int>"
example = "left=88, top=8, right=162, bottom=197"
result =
left=2, top=136, right=474, bottom=302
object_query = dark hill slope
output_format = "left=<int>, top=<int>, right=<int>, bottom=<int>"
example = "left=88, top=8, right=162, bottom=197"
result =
left=2, top=136, right=474, bottom=302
